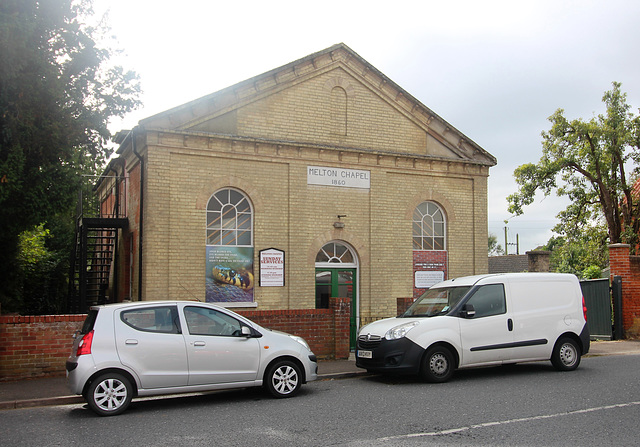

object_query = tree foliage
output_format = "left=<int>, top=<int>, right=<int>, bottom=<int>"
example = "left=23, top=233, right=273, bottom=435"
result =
left=508, top=82, right=640, bottom=254
left=0, top=0, right=141, bottom=313
left=543, top=221, right=609, bottom=278
left=488, top=234, right=504, bottom=256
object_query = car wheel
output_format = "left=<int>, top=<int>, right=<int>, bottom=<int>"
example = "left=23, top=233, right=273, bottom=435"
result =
left=421, top=345, right=455, bottom=383
left=551, top=337, right=581, bottom=371
left=86, top=373, right=133, bottom=416
left=265, top=360, right=302, bottom=398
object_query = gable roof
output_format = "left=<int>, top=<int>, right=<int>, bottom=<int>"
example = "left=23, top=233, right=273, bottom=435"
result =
left=136, top=43, right=496, bottom=166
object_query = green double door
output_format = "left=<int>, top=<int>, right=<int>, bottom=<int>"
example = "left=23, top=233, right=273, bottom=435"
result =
left=315, top=268, right=357, bottom=349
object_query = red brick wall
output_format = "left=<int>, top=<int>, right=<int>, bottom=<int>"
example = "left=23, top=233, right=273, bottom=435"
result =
left=0, top=298, right=351, bottom=381
left=609, top=244, right=640, bottom=338
left=238, top=297, right=351, bottom=360
left=0, top=315, right=86, bottom=381
left=397, top=297, right=413, bottom=315
left=413, top=250, right=448, bottom=298
left=331, top=297, right=351, bottom=359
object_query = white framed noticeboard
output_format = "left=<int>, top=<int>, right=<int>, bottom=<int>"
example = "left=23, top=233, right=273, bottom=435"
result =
left=259, top=248, right=285, bottom=287
left=414, top=271, right=444, bottom=289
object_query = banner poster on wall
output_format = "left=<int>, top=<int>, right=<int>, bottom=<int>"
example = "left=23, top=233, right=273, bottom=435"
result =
left=259, top=248, right=285, bottom=287
left=205, top=246, right=254, bottom=303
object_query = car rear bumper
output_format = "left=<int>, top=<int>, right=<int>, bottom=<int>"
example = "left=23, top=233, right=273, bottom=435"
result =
left=66, top=355, right=96, bottom=395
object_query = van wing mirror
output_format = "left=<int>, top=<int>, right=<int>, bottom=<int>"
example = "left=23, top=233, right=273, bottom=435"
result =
left=461, top=304, right=476, bottom=319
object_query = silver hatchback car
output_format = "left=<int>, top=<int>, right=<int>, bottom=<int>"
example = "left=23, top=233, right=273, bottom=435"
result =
left=66, top=301, right=317, bottom=416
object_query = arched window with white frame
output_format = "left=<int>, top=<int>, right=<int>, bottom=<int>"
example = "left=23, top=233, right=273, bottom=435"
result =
left=207, top=188, right=252, bottom=247
left=413, top=201, right=446, bottom=250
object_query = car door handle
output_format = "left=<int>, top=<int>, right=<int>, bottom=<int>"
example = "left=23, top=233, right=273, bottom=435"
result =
left=193, top=341, right=206, bottom=346
left=507, top=319, right=513, bottom=331
left=125, top=339, right=138, bottom=345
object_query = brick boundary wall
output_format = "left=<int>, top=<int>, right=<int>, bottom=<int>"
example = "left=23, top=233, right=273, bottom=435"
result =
left=0, top=298, right=351, bottom=381
left=0, top=315, right=86, bottom=381
left=238, top=297, right=351, bottom=360
left=609, top=244, right=640, bottom=338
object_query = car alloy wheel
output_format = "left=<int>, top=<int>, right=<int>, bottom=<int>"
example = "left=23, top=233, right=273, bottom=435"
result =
left=265, top=360, right=302, bottom=398
left=87, top=373, right=133, bottom=416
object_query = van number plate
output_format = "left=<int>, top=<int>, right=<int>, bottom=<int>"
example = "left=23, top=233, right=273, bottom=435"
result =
left=357, top=350, right=372, bottom=359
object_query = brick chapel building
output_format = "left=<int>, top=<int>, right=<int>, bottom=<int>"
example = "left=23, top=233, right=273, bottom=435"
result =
left=93, top=43, right=496, bottom=345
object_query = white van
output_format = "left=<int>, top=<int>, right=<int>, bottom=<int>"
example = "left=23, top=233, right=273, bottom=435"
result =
left=356, top=273, right=590, bottom=382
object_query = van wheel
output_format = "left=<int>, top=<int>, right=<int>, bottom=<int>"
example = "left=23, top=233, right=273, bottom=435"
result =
left=551, top=337, right=581, bottom=371
left=265, top=360, right=302, bottom=398
left=86, top=373, right=133, bottom=416
left=420, top=346, right=454, bottom=383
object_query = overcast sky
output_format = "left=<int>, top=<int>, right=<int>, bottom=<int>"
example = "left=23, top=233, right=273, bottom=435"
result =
left=92, top=0, right=640, bottom=253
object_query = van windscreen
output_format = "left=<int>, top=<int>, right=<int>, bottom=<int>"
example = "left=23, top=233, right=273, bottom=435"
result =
left=403, top=286, right=471, bottom=317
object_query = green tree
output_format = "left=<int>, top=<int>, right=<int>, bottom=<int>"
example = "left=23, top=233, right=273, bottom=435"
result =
left=543, top=221, right=608, bottom=278
left=488, top=234, right=504, bottom=256
left=16, top=223, right=69, bottom=314
left=508, top=82, right=640, bottom=254
left=0, top=0, right=141, bottom=313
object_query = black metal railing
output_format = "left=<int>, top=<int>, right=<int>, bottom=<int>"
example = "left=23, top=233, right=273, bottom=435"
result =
left=68, top=175, right=128, bottom=313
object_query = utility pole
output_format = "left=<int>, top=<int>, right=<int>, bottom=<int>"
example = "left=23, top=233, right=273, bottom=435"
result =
left=504, top=225, right=519, bottom=255
left=504, top=226, right=508, bottom=255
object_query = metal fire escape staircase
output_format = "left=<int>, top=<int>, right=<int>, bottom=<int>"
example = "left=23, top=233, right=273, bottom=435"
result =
left=68, top=176, right=128, bottom=313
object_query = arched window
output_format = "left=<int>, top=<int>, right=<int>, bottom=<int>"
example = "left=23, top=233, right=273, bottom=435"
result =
left=413, top=201, right=446, bottom=250
left=315, top=241, right=356, bottom=266
left=206, top=188, right=252, bottom=246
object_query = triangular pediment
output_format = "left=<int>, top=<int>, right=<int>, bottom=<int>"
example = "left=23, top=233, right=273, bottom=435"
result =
left=139, top=44, right=495, bottom=166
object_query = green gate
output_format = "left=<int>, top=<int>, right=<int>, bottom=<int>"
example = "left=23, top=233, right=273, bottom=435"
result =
left=580, top=278, right=612, bottom=340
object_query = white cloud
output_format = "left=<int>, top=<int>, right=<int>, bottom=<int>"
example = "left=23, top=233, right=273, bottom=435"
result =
left=92, top=0, right=640, bottom=252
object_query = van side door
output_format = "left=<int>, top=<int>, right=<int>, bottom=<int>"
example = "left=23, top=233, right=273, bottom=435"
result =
left=458, top=283, right=514, bottom=367
left=505, top=278, right=577, bottom=360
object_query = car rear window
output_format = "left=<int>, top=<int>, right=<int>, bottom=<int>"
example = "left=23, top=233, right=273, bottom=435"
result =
left=81, top=309, right=99, bottom=334
left=120, top=306, right=181, bottom=334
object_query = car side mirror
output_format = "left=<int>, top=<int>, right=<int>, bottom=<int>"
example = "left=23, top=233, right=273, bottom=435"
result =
left=460, top=304, right=476, bottom=319
left=241, top=326, right=263, bottom=338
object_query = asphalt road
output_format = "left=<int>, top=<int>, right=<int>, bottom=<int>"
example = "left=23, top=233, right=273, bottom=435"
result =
left=2, top=355, right=639, bottom=446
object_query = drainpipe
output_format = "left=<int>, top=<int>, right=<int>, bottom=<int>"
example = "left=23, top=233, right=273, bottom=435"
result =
left=131, top=127, right=144, bottom=302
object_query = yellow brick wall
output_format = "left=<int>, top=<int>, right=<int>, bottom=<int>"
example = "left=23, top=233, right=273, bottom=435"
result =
left=139, top=131, right=489, bottom=322
left=234, top=68, right=428, bottom=155
left=134, top=55, right=491, bottom=323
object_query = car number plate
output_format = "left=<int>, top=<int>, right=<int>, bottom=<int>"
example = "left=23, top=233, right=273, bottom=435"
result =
left=357, top=350, right=372, bottom=359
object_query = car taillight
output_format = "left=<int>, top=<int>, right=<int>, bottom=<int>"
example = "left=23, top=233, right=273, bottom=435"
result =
left=582, top=296, right=588, bottom=321
left=76, top=330, right=94, bottom=356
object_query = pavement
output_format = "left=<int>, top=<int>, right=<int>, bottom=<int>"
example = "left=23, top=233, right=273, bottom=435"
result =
left=1, top=340, right=639, bottom=411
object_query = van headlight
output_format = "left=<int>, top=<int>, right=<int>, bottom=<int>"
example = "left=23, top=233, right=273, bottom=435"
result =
left=385, top=321, right=419, bottom=340
left=289, top=335, right=310, bottom=350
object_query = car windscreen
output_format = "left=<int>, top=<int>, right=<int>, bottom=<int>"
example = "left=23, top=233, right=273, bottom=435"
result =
left=402, top=286, right=472, bottom=317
